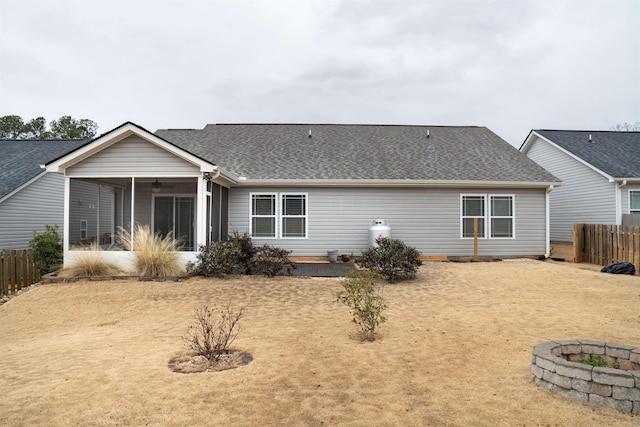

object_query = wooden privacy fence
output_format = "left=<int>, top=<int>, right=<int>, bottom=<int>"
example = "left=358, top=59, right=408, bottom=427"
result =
left=1, top=249, right=41, bottom=297
left=573, top=224, right=640, bottom=269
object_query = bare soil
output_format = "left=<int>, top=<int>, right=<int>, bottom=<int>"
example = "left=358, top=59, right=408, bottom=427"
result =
left=0, top=260, right=638, bottom=426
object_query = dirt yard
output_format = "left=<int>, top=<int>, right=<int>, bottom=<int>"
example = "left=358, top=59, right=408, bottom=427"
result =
left=0, top=260, right=638, bottom=426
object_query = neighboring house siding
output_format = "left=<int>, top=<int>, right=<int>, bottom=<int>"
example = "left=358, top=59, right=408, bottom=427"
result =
left=66, top=136, right=200, bottom=177
left=0, top=173, right=65, bottom=249
left=228, top=187, right=547, bottom=257
left=526, top=136, right=615, bottom=242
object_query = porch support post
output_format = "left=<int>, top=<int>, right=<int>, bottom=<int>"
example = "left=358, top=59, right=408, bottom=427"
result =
left=196, top=175, right=206, bottom=249
left=63, top=176, right=70, bottom=266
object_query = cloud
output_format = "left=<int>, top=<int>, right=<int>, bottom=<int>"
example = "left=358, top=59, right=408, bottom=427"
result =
left=0, top=0, right=637, bottom=146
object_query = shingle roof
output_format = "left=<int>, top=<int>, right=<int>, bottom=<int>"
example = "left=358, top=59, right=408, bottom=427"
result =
left=534, top=130, right=640, bottom=178
left=156, top=124, right=559, bottom=183
left=0, top=139, right=89, bottom=200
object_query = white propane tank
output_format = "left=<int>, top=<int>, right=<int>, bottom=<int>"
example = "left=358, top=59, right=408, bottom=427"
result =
left=369, top=219, right=391, bottom=247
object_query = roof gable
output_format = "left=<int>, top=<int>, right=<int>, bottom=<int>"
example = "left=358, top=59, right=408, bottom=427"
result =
left=45, top=122, right=217, bottom=174
left=156, top=124, right=560, bottom=185
left=529, top=130, right=640, bottom=179
left=0, top=139, right=87, bottom=201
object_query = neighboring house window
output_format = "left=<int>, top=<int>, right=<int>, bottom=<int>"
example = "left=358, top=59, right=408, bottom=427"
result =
left=80, top=219, right=88, bottom=240
left=462, top=195, right=485, bottom=238
left=461, top=195, right=514, bottom=239
left=251, top=193, right=277, bottom=238
left=281, top=194, right=307, bottom=238
left=250, top=193, right=308, bottom=239
left=630, top=191, right=640, bottom=215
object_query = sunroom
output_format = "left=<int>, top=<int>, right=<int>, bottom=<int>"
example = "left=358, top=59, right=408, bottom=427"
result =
left=44, top=123, right=233, bottom=270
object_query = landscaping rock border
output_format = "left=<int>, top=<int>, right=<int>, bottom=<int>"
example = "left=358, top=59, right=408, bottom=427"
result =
left=531, top=340, right=640, bottom=414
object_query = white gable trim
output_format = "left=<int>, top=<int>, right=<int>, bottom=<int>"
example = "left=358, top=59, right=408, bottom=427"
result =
left=45, top=122, right=217, bottom=174
left=520, top=131, right=615, bottom=182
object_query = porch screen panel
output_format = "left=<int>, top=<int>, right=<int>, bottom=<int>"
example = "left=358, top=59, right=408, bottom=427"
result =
left=175, top=197, right=195, bottom=250
left=154, top=197, right=173, bottom=240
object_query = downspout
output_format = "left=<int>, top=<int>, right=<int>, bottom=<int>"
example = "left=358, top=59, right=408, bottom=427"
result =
left=616, top=180, right=627, bottom=224
left=545, top=185, right=554, bottom=258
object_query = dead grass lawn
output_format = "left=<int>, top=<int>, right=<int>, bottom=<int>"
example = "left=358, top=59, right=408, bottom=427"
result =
left=0, top=260, right=638, bottom=426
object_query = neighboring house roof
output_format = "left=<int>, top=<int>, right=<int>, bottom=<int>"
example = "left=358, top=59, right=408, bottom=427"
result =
left=0, top=139, right=88, bottom=201
left=525, top=130, right=640, bottom=179
left=156, top=124, right=560, bottom=184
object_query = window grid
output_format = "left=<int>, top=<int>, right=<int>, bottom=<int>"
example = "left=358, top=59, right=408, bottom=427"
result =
left=250, top=193, right=308, bottom=239
left=461, top=194, right=514, bottom=239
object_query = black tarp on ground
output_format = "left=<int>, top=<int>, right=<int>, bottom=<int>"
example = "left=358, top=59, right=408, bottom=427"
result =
left=600, top=262, right=636, bottom=275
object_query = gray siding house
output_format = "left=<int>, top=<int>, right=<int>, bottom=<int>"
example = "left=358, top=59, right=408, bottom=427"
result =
left=0, top=139, right=87, bottom=249
left=45, top=122, right=560, bottom=269
left=520, top=130, right=640, bottom=243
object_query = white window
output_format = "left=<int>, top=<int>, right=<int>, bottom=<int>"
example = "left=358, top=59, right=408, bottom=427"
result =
left=250, top=193, right=277, bottom=238
left=630, top=191, right=640, bottom=215
left=250, top=193, right=308, bottom=239
left=461, top=194, right=514, bottom=239
left=490, top=196, right=514, bottom=238
left=281, top=193, right=307, bottom=238
left=80, top=219, right=88, bottom=240
left=462, top=195, right=485, bottom=238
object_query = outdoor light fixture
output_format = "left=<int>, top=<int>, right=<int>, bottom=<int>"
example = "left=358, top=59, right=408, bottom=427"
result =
left=151, top=179, right=162, bottom=193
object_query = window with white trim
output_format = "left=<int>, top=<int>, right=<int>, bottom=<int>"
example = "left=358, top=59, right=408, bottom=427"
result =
left=281, top=193, right=307, bottom=238
left=630, top=191, right=640, bottom=215
left=461, top=194, right=514, bottom=239
left=250, top=193, right=277, bottom=238
left=462, top=195, right=485, bottom=238
left=490, top=196, right=514, bottom=238
left=250, top=193, right=308, bottom=238
left=80, top=219, right=88, bottom=240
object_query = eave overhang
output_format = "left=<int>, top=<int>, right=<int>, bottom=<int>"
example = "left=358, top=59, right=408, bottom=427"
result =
left=229, top=179, right=562, bottom=189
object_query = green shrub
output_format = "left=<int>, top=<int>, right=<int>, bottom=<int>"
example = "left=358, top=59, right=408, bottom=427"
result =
left=187, top=240, right=242, bottom=277
left=336, top=270, right=387, bottom=341
left=29, top=224, right=62, bottom=274
left=249, top=244, right=296, bottom=277
left=119, top=225, right=182, bottom=278
left=357, top=237, right=422, bottom=283
left=228, top=231, right=255, bottom=274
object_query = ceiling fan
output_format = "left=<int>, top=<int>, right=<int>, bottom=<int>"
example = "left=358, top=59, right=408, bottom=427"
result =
left=151, top=179, right=175, bottom=193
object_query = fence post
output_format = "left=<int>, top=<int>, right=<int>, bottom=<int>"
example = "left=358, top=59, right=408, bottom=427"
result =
left=573, top=224, right=583, bottom=263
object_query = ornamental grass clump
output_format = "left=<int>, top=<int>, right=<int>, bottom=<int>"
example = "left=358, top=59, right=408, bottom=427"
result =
left=59, top=243, right=119, bottom=278
left=118, top=225, right=182, bottom=278
left=336, top=270, right=387, bottom=341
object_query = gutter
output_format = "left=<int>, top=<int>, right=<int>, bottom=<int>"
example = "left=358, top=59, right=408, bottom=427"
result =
left=229, top=179, right=563, bottom=189
left=545, top=185, right=555, bottom=258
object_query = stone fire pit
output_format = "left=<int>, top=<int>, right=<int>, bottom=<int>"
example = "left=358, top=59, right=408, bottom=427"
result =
left=531, top=340, right=640, bottom=414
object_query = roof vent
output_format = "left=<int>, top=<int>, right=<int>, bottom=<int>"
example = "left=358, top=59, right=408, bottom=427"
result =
left=589, top=134, right=593, bottom=143
left=426, top=129, right=430, bottom=139
left=308, top=129, right=312, bottom=139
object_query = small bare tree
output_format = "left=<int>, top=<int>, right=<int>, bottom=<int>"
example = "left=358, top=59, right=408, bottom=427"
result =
left=184, top=304, right=247, bottom=361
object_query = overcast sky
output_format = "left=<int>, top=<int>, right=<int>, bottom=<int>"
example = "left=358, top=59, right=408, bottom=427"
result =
left=1, top=0, right=638, bottom=147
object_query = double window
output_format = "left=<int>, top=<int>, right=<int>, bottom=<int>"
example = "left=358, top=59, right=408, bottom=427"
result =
left=461, top=194, right=514, bottom=238
left=630, top=191, right=640, bottom=215
left=250, top=193, right=307, bottom=238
